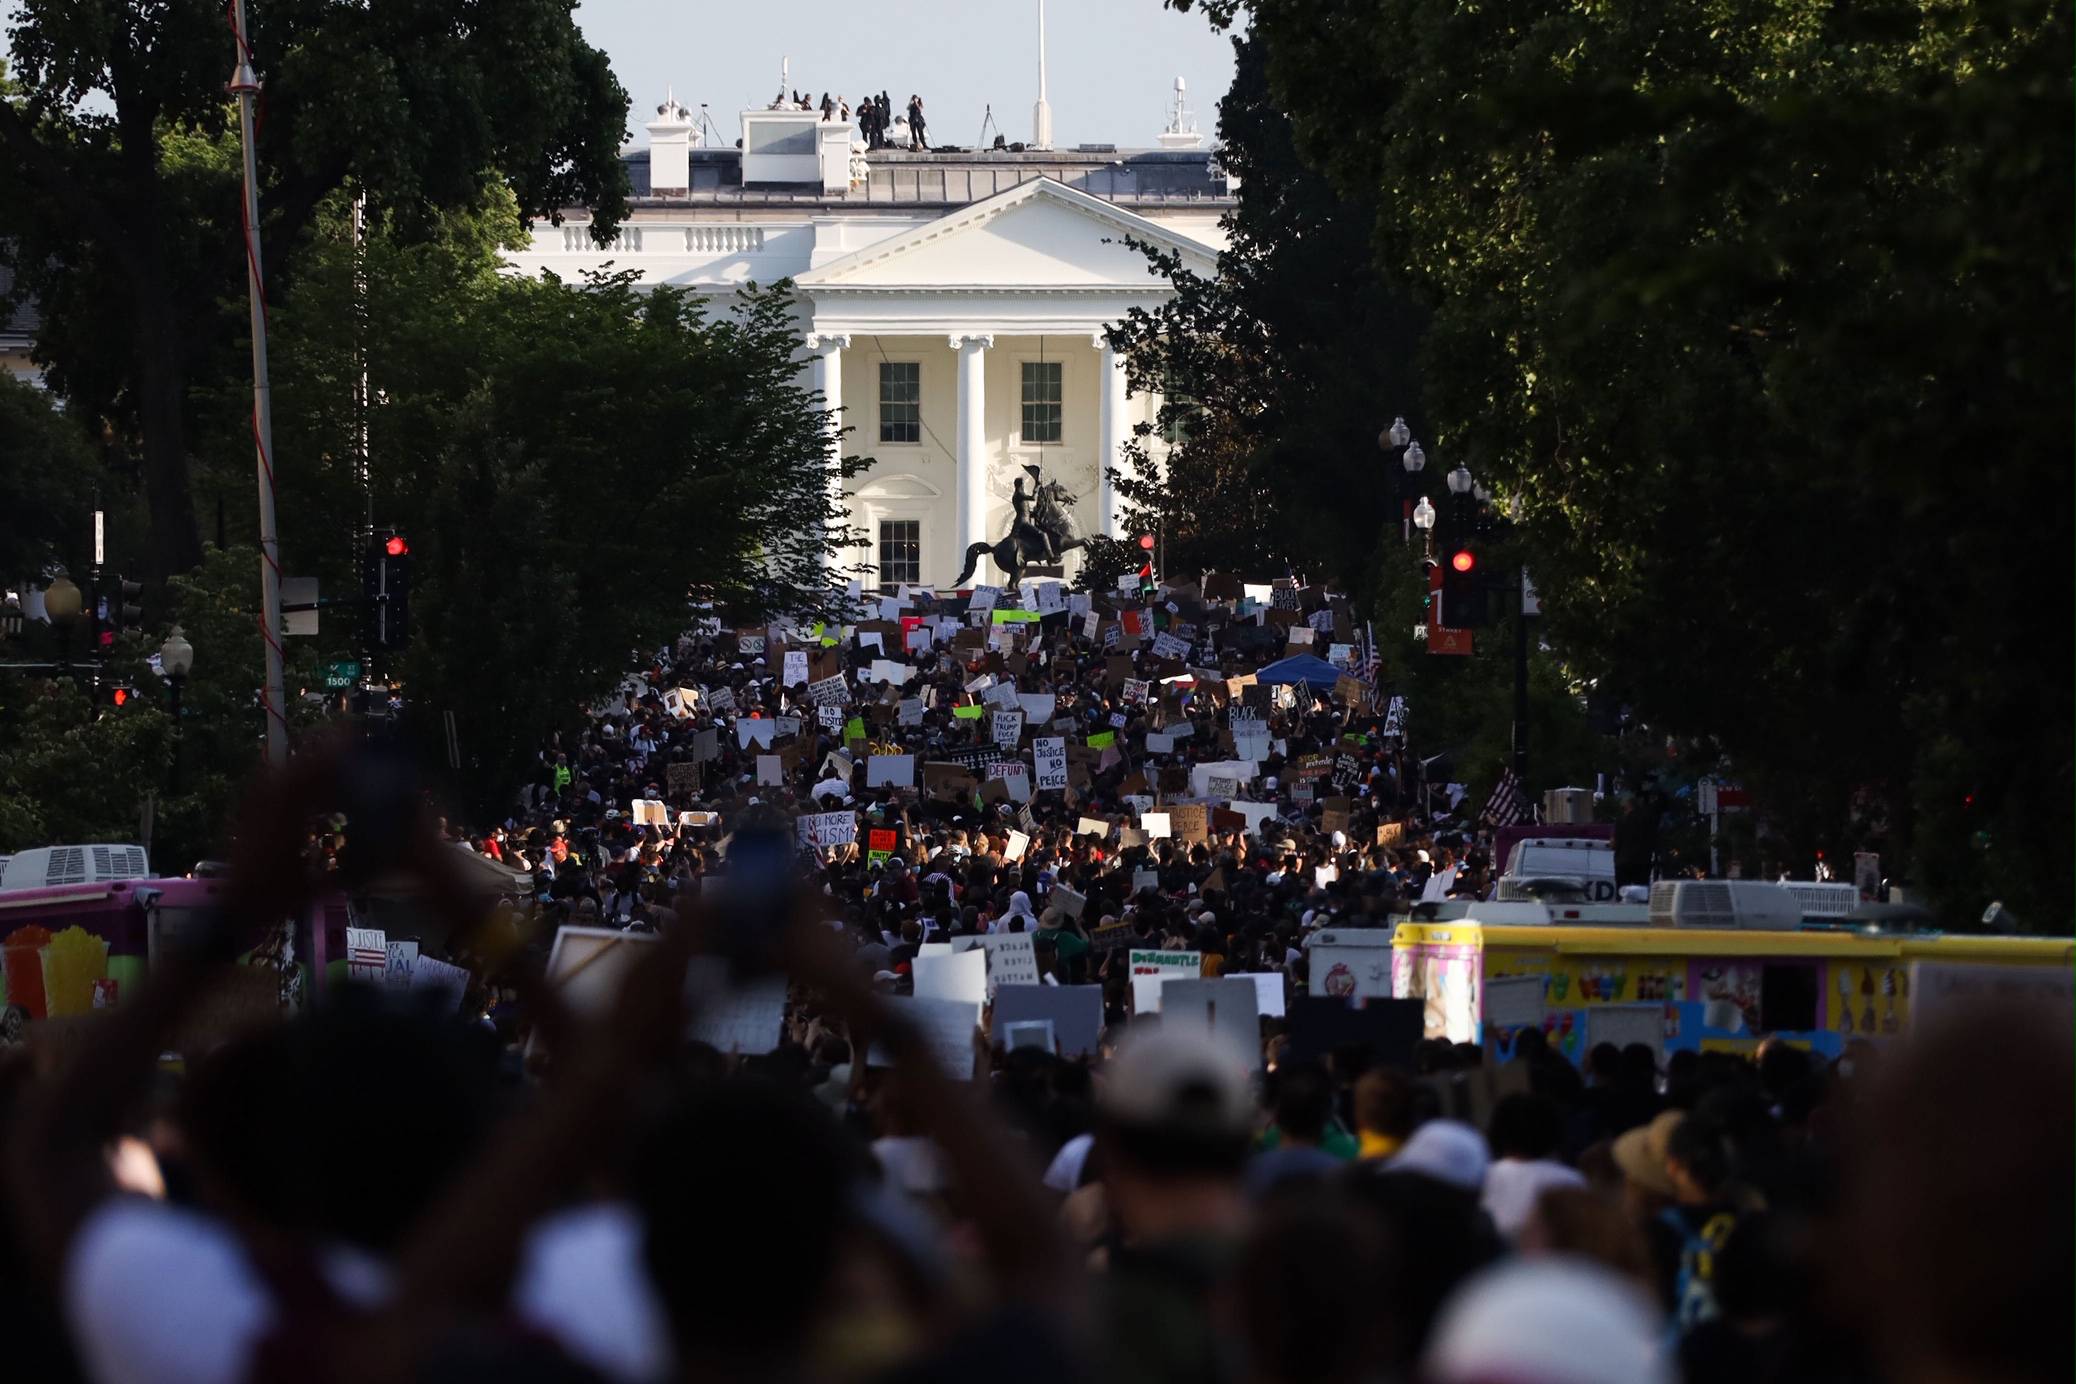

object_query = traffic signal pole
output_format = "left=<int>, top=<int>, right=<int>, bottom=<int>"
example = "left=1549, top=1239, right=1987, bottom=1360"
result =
left=230, top=0, right=288, bottom=769
left=1513, top=567, right=1529, bottom=780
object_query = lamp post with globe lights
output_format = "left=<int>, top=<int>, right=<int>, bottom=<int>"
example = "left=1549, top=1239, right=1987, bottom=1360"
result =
left=160, top=626, right=195, bottom=794
left=43, top=572, right=83, bottom=679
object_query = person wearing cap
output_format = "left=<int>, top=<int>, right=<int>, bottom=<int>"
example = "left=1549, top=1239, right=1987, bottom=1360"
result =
left=1423, top=1258, right=1672, bottom=1384
left=1349, top=1118, right=1507, bottom=1359
left=1616, top=1107, right=1741, bottom=1325
left=1092, top=1027, right=1255, bottom=1384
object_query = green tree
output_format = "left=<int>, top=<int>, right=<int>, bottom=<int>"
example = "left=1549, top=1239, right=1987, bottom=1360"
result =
left=238, top=197, right=861, bottom=808
left=1105, top=32, right=1428, bottom=585
left=1172, top=0, right=2072, bottom=923
left=0, top=0, right=630, bottom=576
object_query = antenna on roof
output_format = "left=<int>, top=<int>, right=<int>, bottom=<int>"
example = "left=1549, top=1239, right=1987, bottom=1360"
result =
left=1032, top=0, right=1054, bottom=149
left=1158, top=76, right=1203, bottom=149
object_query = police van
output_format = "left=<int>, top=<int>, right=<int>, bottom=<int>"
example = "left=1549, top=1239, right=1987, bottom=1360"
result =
left=1494, top=837, right=1620, bottom=904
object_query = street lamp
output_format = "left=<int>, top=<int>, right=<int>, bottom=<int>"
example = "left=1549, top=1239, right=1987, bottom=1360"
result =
left=1, top=595, right=22, bottom=641
left=1398, top=438, right=1427, bottom=543
left=43, top=573, right=82, bottom=623
left=1412, top=495, right=1436, bottom=559
left=160, top=625, right=195, bottom=795
left=1446, top=462, right=1473, bottom=496
left=1380, top=416, right=1411, bottom=452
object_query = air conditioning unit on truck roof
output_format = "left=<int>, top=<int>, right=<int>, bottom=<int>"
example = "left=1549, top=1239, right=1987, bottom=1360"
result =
left=1648, top=879, right=1801, bottom=931
left=0, top=844, right=151, bottom=892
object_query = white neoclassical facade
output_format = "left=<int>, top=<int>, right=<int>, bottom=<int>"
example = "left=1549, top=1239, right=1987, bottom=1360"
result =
left=506, top=99, right=1230, bottom=588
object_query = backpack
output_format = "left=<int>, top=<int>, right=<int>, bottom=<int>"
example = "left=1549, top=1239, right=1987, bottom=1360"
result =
left=1658, top=1206, right=1739, bottom=1334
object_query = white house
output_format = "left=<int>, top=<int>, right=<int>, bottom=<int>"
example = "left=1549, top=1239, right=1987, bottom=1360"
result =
left=505, top=93, right=1230, bottom=589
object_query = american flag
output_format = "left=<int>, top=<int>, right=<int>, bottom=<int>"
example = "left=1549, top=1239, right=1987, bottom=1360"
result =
left=1480, top=768, right=1529, bottom=827
left=1361, top=620, right=1382, bottom=685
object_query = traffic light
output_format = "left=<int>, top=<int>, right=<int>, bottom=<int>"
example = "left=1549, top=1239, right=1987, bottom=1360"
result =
left=104, top=684, right=138, bottom=709
left=363, top=529, right=413, bottom=650
left=1441, top=546, right=1487, bottom=626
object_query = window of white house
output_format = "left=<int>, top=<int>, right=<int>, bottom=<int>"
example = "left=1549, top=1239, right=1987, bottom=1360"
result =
left=878, top=519, right=921, bottom=589
left=1020, top=360, right=1063, bottom=444
left=878, top=362, right=920, bottom=443
left=1159, top=365, right=1200, bottom=445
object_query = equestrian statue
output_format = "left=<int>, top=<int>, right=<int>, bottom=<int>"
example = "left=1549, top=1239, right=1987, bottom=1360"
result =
left=951, top=466, right=1084, bottom=589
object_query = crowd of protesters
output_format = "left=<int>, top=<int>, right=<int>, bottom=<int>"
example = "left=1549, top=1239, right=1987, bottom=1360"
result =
left=0, top=574, right=2068, bottom=1384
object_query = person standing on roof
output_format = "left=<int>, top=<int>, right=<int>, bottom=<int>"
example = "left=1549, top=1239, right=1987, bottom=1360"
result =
left=907, top=94, right=929, bottom=150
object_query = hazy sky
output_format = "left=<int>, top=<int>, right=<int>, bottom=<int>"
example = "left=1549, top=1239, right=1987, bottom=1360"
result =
left=573, top=0, right=1237, bottom=151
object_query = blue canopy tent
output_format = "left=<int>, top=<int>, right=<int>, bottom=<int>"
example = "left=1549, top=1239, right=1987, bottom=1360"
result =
left=1255, top=653, right=1345, bottom=689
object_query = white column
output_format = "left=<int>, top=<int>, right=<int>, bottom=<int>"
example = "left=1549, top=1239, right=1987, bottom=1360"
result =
left=1096, top=332, right=1129, bottom=539
left=806, top=333, right=851, bottom=565
left=953, top=333, right=993, bottom=559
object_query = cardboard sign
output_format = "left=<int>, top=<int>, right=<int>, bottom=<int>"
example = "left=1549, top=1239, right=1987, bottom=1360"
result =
left=737, top=718, right=777, bottom=749
left=1169, top=803, right=1210, bottom=844
left=867, top=754, right=916, bottom=788
left=898, top=697, right=926, bottom=727
left=667, top=761, right=703, bottom=796
left=1141, top=811, right=1172, bottom=839
left=796, top=810, right=857, bottom=849
left=706, top=685, right=737, bottom=715
left=1376, top=821, right=1405, bottom=847
left=867, top=658, right=914, bottom=687
left=1051, top=884, right=1088, bottom=919
left=991, top=709, right=1025, bottom=749
left=1033, top=737, right=1069, bottom=791
left=1003, top=828, right=1031, bottom=862
left=663, top=686, right=698, bottom=719
left=988, top=760, right=1032, bottom=803
left=756, top=755, right=784, bottom=787
left=866, top=827, right=898, bottom=865
left=692, top=727, right=720, bottom=762
left=781, top=649, right=810, bottom=686
left=1075, top=815, right=1111, bottom=839
left=808, top=674, right=849, bottom=708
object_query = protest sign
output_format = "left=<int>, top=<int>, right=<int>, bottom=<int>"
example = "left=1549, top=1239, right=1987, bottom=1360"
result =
left=1033, top=737, right=1069, bottom=791
left=992, top=985, right=1104, bottom=1058
left=345, top=927, right=388, bottom=984
left=914, top=946, right=988, bottom=1007
left=756, top=756, right=783, bottom=787
left=692, top=727, right=720, bottom=762
left=409, top=957, right=472, bottom=1014
left=1169, top=803, right=1210, bottom=844
left=1141, top=811, right=1172, bottom=839
left=775, top=715, right=802, bottom=739
left=1145, top=731, right=1176, bottom=755
left=988, top=760, right=1032, bottom=803
left=684, top=958, right=787, bottom=1055
left=867, top=658, right=914, bottom=687
left=796, top=810, right=858, bottom=849
left=1206, top=775, right=1243, bottom=802
left=869, top=996, right=982, bottom=1079
left=898, top=697, right=925, bottom=727
left=991, top=709, right=1025, bottom=748
left=1159, top=977, right=1261, bottom=1061
left=706, top=686, right=736, bottom=715
left=1245, top=972, right=1287, bottom=1019
left=963, top=932, right=1041, bottom=994
left=737, top=718, right=777, bottom=749
left=1129, top=949, right=1203, bottom=1014
left=1003, top=828, right=1031, bottom=862
left=866, top=828, right=898, bottom=866
left=663, top=687, right=698, bottom=719
left=783, top=649, right=810, bottom=686
left=867, top=754, right=916, bottom=788
left=808, top=674, right=849, bottom=708
left=383, top=939, right=419, bottom=990
left=1050, top=884, right=1087, bottom=920
left=1075, top=815, right=1111, bottom=839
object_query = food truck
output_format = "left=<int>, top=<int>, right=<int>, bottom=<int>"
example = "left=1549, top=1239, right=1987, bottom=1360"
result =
left=1391, top=894, right=2072, bottom=1064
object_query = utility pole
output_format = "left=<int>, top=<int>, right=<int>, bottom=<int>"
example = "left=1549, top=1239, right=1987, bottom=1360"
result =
left=1512, top=567, right=1533, bottom=781
left=229, top=0, right=288, bottom=768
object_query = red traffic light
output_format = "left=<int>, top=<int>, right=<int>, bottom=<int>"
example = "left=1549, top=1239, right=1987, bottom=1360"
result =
left=1137, top=534, right=1156, bottom=551
left=384, top=535, right=409, bottom=557
left=1450, top=549, right=1477, bottom=573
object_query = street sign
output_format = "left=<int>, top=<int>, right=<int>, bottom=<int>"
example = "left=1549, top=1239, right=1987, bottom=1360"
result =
left=323, top=659, right=361, bottom=689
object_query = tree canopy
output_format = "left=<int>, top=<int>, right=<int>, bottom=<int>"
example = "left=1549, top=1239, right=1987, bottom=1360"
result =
left=1168, top=0, right=2072, bottom=921
left=0, top=0, right=631, bottom=574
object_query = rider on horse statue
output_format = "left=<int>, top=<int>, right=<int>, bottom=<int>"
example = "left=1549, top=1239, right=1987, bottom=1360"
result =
left=1011, top=465, right=1063, bottom=565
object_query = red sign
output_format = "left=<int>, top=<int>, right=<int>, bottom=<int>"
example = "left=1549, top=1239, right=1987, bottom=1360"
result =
left=867, top=828, right=898, bottom=856
left=1427, top=626, right=1474, bottom=656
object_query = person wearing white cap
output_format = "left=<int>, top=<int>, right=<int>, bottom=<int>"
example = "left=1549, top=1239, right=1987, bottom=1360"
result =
left=1423, top=1258, right=1672, bottom=1384
left=1387, top=1119, right=1490, bottom=1193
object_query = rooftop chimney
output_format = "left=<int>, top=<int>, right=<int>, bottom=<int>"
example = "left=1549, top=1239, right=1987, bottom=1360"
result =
left=647, top=88, right=695, bottom=194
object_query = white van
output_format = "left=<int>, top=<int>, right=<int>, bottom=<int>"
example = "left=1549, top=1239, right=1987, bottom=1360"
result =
left=1496, top=837, right=1619, bottom=903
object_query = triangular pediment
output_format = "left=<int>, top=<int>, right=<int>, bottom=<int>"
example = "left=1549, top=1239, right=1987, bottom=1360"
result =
left=797, top=178, right=1217, bottom=290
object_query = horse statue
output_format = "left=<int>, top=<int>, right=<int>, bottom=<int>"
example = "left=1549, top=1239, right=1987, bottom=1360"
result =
left=951, top=469, right=1084, bottom=589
